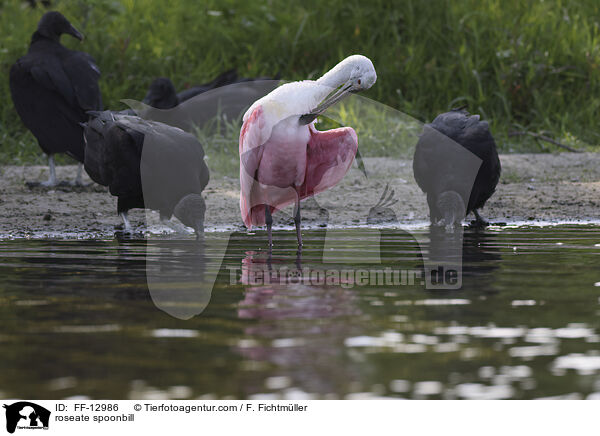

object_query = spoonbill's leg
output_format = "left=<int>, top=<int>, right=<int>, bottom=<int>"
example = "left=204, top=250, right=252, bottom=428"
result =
left=41, top=155, right=57, bottom=187
left=295, top=248, right=302, bottom=270
left=120, top=212, right=133, bottom=232
left=294, top=198, right=302, bottom=249
left=265, top=205, right=273, bottom=248
left=73, top=162, right=83, bottom=186
left=473, top=210, right=489, bottom=227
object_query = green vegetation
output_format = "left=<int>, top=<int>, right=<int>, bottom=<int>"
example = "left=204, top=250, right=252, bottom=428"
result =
left=1, top=0, right=599, bottom=166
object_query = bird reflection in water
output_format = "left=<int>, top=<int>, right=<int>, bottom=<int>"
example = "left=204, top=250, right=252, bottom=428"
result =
left=461, top=229, right=502, bottom=292
left=239, top=250, right=361, bottom=320
left=236, top=249, right=365, bottom=395
left=145, top=238, right=212, bottom=320
left=427, top=225, right=501, bottom=292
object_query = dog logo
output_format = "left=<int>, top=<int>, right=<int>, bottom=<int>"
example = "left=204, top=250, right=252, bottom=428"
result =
left=3, top=402, right=50, bottom=434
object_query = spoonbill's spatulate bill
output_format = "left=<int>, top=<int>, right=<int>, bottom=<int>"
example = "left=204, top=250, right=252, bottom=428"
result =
left=239, top=55, right=377, bottom=247
left=9, top=11, right=102, bottom=187
left=413, top=108, right=501, bottom=228
left=82, top=111, right=209, bottom=237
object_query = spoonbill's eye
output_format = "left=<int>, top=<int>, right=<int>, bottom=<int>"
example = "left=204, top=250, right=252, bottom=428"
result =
left=358, top=79, right=362, bottom=85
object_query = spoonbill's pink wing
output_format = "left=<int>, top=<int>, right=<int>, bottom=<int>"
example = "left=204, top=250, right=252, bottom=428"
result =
left=298, top=125, right=358, bottom=199
left=239, top=105, right=267, bottom=229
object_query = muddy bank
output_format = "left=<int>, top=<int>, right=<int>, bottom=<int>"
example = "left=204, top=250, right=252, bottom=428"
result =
left=0, top=152, right=599, bottom=238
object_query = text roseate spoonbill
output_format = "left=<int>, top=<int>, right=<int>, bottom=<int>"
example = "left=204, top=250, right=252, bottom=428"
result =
left=239, top=55, right=377, bottom=248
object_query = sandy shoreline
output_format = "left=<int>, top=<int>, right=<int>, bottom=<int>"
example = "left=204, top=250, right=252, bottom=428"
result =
left=0, top=152, right=599, bottom=239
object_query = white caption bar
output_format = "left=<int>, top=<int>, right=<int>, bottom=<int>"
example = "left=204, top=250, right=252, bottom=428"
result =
left=0, top=400, right=597, bottom=435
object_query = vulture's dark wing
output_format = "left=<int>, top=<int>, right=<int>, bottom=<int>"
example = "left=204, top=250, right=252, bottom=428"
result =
left=82, top=114, right=113, bottom=186
left=26, top=55, right=77, bottom=107
left=10, top=54, right=84, bottom=160
left=62, top=50, right=102, bottom=111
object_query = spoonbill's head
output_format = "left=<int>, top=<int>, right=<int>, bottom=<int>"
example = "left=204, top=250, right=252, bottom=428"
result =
left=334, top=54, right=377, bottom=93
left=37, top=11, right=83, bottom=42
left=301, top=55, right=377, bottom=123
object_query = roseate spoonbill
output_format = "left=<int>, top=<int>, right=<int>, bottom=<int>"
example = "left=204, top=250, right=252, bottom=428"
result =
left=239, top=55, right=377, bottom=248
left=82, top=111, right=209, bottom=237
left=413, top=108, right=501, bottom=228
left=9, top=11, right=102, bottom=187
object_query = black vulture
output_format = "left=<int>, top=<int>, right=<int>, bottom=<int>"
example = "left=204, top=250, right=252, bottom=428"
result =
left=82, top=111, right=210, bottom=237
left=142, top=69, right=279, bottom=109
left=413, top=108, right=501, bottom=227
left=142, top=70, right=238, bottom=109
left=9, top=11, right=102, bottom=186
left=126, top=79, right=281, bottom=134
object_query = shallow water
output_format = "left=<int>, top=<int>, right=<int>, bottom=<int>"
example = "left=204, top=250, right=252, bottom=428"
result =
left=0, top=225, right=599, bottom=400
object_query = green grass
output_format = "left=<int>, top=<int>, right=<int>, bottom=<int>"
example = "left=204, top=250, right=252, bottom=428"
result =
left=1, top=0, right=600, bottom=168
